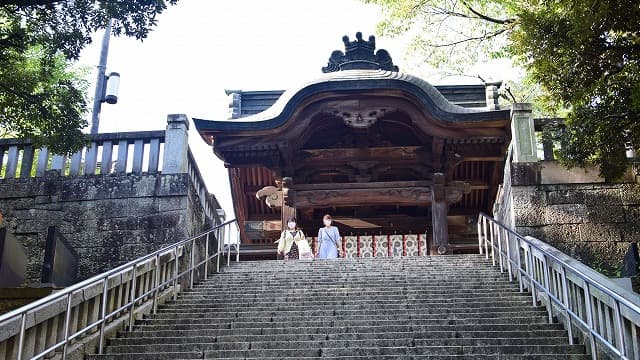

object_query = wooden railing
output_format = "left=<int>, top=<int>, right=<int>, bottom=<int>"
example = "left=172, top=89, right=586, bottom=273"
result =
left=311, top=233, right=429, bottom=258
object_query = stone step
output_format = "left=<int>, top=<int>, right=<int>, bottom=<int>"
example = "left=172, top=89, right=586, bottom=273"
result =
left=135, top=315, right=547, bottom=327
left=120, top=328, right=568, bottom=340
left=105, top=337, right=578, bottom=354
left=145, top=309, right=546, bottom=321
left=110, top=336, right=570, bottom=347
left=88, top=353, right=590, bottom=360
left=156, top=303, right=539, bottom=314
left=156, top=299, right=533, bottom=310
left=91, top=255, right=585, bottom=359
left=131, top=322, right=565, bottom=333
left=176, top=293, right=528, bottom=302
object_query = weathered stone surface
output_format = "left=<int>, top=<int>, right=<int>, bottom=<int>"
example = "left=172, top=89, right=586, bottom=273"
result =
left=0, top=173, right=216, bottom=286
left=548, top=189, right=584, bottom=205
left=544, top=204, right=588, bottom=224
left=620, top=184, right=640, bottom=205
left=583, top=188, right=623, bottom=206
left=578, top=223, right=621, bottom=243
left=510, top=182, right=640, bottom=274
left=586, top=205, right=626, bottom=224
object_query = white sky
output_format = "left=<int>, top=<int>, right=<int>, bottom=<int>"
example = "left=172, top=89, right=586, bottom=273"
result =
left=77, top=0, right=516, bottom=219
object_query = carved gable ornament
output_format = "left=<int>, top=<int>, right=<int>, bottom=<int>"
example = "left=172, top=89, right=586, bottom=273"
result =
left=322, top=32, right=399, bottom=73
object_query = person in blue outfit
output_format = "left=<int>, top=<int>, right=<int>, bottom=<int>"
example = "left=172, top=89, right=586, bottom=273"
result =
left=316, top=214, right=343, bottom=259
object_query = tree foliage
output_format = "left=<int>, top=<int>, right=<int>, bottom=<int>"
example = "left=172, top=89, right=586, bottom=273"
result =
left=0, top=0, right=178, bottom=155
left=368, top=0, right=640, bottom=180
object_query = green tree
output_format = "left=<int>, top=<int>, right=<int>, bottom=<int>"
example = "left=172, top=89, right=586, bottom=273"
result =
left=0, top=0, right=178, bottom=155
left=368, top=0, right=640, bottom=180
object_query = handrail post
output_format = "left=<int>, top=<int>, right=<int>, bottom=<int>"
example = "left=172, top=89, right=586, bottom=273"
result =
left=496, top=224, right=504, bottom=273
left=560, top=266, right=574, bottom=345
left=516, top=236, right=524, bottom=293
left=542, top=255, right=553, bottom=323
left=226, top=225, right=232, bottom=267
left=477, top=216, right=483, bottom=255
left=173, top=247, right=179, bottom=301
left=613, top=299, right=627, bottom=357
left=489, top=221, right=496, bottom=266
left=189, top=239, right=196, bottom=289
left=204, top=232, right=210, bottom=280
left=583, top=281, right=598, bottom=359
left=505, top=229, right=513, bottom=281
left=216, top=228, right=221, bottom=274
left=98, top=277, right=109, bottom=354
left=152, top=253, right=160, bottom=314
left=61, top=292, right=73, bottom=360
left=483, top=217, right=489, bottom=259
left=16, top=312, right=26, bottom=360
left=527, top=243, right=538, bottom=306
left=128, top=264, right=137, bottom=332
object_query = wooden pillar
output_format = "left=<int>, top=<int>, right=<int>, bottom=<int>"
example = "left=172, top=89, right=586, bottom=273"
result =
left=280, top=177, right=296, bottom=230
left=430, top=173, right=449, bottom=255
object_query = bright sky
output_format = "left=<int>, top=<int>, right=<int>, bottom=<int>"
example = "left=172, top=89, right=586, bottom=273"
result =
left=77, top=0, right=516, bottom=219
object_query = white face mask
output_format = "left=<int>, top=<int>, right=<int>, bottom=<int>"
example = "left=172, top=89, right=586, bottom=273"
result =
left=287, top=222, right=296, bottom=229
left=324, top=220, right=331, bottom=226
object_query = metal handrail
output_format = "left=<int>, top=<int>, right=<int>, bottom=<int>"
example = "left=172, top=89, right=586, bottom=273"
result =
left=478, top=212, right=640, bottom=360
left=0, top=219, right=239, bottom=360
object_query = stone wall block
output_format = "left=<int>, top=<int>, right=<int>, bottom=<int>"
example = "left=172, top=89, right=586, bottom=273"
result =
left=583, top=188, right=623, bottom=206
left=155, top=174, right=189, bottom=196
left=513, top=206, right=546, bottom=226
left=625, top=205, right=640, bottom=223
left=511, top=186, right=548, bottom=206
left=548, top=189, right=584, bottom=205
left=620, top=223, right=640, bottom=243
left=539, top=224, right=581, bottom=246
left=578, top=223, right=622, bottom=243
left=544, top=204, right=588, bottom=224
left=586, top=206, right=626, bottom=224
left=621, top=184, right=640, bottom=205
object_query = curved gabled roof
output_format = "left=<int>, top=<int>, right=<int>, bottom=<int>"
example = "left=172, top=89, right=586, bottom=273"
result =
left=193, top=70, right=510, bottom=141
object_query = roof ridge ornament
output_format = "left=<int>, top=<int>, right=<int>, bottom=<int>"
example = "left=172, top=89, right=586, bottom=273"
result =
left=322, top=32, right=399, bottom=73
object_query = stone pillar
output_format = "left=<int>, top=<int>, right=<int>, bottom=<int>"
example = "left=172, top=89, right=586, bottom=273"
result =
left=430, top=173, right=449, bottom=255
left=511, top=104, right=541, bottom=185
left=511, top=103, right=537, bottom=163
left=163, top=114, right=189, bottom=174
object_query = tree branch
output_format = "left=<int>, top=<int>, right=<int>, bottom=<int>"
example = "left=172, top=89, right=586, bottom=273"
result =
left=430, top=28, right=506, bottom=47
left=460, top=0, right=515, bottom=25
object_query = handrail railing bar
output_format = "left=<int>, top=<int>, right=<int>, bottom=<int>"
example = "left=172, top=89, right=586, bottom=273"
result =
left=479, top=212, right=640, bottom=314
left=485, top=229, right=627, bottom=359
left=98, top=277, right=109, bottom=353
left=128, top=264, right=137, bottom=332
left=61, top=292, right=72, bottom=359
left=613, top=299, right=626, bottom=356
left=0, top=220, right=237, bottom=325
left=480, top=213, right=635, bottom=359
left=31, top=339, right=66, bottom=360
left=560, top=265, right=574, bottom=345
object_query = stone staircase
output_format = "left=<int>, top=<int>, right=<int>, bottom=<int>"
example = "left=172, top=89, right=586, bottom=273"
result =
left=88, top=255, right=588, bottom=359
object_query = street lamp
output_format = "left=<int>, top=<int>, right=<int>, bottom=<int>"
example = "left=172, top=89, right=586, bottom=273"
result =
left=90, top=20, right=120, bottom=134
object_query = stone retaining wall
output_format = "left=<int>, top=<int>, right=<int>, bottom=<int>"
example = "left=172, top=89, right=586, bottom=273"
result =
left=509, top=183, right=640, bottom=274
left=0, top=171, right=213, bottom=285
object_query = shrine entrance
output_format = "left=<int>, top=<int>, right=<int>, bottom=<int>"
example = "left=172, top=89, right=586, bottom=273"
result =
left=195, top=33, right=511, bottom=258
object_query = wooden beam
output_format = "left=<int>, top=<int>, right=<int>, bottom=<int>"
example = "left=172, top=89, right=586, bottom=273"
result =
left=295, top=146, right=428, bottom=167
left=295, top=180, right=431, bottom=191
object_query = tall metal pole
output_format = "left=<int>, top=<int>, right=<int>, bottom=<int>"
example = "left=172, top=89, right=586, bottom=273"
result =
left=90, top=19, right=112, bottom=134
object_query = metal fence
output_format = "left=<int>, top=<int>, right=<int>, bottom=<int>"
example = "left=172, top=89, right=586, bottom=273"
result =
left=478, top=212, right=640, bottom=359
left=0, top=219, right=239, bottom=360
